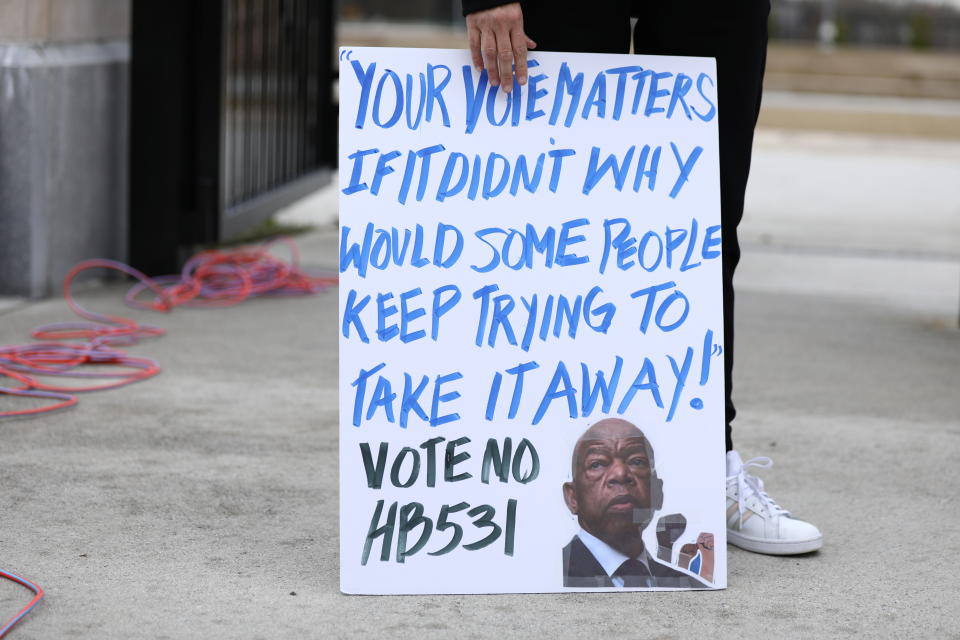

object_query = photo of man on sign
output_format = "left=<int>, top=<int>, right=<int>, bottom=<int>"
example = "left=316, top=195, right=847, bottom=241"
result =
left=562, top=418, right=708, bottom=588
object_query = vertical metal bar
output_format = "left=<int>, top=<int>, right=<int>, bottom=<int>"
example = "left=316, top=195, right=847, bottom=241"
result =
left=276, top=0, right=284, bottom=186
left=248, top=0, right=259, bottom=201
left=263, top=0, right=276, bottom=192
left=290, top=0, right=301, bottom=179
left=217, top=0, right=331, bottom=217
left=257, top=0, right=268, bottom=197
left=227, top=0, right=243, bottom=202
left=318, top=0, right=334, bottom=167
left=234, top=0, right=242, bottom=204
left=251, top=0, right=263, bottom=199
left=319, top=0, right=328, bottom=168
left=232, top=0, right=240, bottom=206
left=215, top=0, right=228, bottom=238
left=281, top=0, right=291, bottom=185
left=289, top=0, right=300, bottom=180
left=297, top=0, right=308, bottom=177
left=277, top=0, right=288, bottom=184
left=222, top=0, right=232, bottom=208
left=301, top=0, right=311, bottom=174
left=299, top=0, right=312, bottom=175
left=263, top=0, right=277, bottom=189
left=304, top=0, right=318, bottom=170
left=292, top=0, right=303, bottom=178
left=234, top=0, right=244, bottom=207
left=242, top=0, right=254, bottom=202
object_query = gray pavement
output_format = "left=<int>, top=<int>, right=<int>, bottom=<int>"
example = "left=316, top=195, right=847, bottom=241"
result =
left=2, top=128, right=959, bottom=639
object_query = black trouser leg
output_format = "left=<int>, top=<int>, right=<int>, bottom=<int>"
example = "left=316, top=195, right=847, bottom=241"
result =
left=521, top=1, right=770, bottom=451
left=633, top=1, right=770, bottom=451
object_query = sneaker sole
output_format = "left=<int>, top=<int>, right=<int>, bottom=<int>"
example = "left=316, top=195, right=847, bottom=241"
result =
left=727, top=529, right=822, bottom=555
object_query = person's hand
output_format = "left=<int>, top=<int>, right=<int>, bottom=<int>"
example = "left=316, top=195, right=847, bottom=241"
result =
left=696, top=532, right=714, bottom=551
left=465, top=2, right=536, bottom=93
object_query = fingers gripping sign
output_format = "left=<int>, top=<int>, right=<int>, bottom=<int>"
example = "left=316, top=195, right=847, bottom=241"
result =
left=466, top=2, right=537, bottom=93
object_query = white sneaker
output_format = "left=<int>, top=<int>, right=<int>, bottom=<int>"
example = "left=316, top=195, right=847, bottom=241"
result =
left=726, top=451, right=823, bottom=555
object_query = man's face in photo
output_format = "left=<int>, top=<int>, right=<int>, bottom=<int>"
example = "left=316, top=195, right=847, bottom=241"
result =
left=564, top=419, right=656, bottom=547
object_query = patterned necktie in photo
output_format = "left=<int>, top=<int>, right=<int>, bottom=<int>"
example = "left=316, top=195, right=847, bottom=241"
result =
left=615, top=558, right=653, bottom=588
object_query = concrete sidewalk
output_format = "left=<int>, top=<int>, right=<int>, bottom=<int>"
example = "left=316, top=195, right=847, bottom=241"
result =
left=1, top=129, right=959, bottom=639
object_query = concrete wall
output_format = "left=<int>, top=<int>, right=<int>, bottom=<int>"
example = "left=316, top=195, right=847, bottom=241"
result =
left=0, top=0, right=130, bottom=297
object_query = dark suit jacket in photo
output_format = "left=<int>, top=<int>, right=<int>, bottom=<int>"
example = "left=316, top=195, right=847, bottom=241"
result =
left=562, top=535, right=709, bottom=589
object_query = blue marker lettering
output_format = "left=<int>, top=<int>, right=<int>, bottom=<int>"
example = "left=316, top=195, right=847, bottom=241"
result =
left=581, top=356, right=623, bottom=415
left=430, top=372, right=463, bottom=426
left=666, top=347, right=693, bottom=422
left=371, top=150, right=401, bottom=195
left=471, top=229, right=504, bottom=273
left=581, top=72, right=606, bottom=119
left=616, top=358, right=662, bottom=414
left=605, top=65, right=643, bottom=120
left=632, top=145, right=660, bottom=192
left=525, top=60, right=548, bottom=121
left=584, top=286, right=615, bottom=333
left=431, top=284, right=461, bottom=340
left=600, top=218, right=630, bottom=275
left=510, top=153, right=545, bottom=196
left=556, top=218, right=589, bottom=266
left=549, top=63, right=584, bottom=128
left=547, top=147, right=576, bottom=192
left=669, top=143, right=703, bottom=199
left=340, top=223, right=372, bottom=277
left=630, top=68, right=654, bottom=115
left=350, top=361, right=386, bottom=426
left=583, top=145, right=636, bottom=195
left=404, top=72, right=426, bottom=129
left=400, top=373, right=429, bottom=428
left=462, top=65, right=488, bottom=133
left=426, top=64, right=452, bottom=127
left=372, top=70, right=403, bottom=128
left=350, top=59, right=377, bottom=129
left=506, top=361, right=539, bottom=419
left=436, top=152, right=469, bottom=202
left=533, top=361, right=577, bottom=425
left=644, top=71, right=672, bottom=117
left=433, top=223, right=463, bottom=268
left=680, top=218, right=701, bottom=271
left=483, top=153, right=510, bottom=199
left=667, top=73, right=693, bottom=120
left=343, top=148, right=378, bottom=195
left=692, top=73, right=716, bottom=122
left=472, top=283, right=499, bottom=345
left=702, top=224, right=722, bottom=260
left=342, top=289, right=371, bottom=342
left=376, top=292, right=399, bottom=341
left=399, top=287, right=426, bottom=343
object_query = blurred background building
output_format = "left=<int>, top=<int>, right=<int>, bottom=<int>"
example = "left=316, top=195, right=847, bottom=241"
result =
left=1, top=0, right=958, bottom=297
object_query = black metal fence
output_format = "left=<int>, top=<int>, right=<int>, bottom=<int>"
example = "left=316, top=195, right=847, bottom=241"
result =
left=224, top=0, right=333, bottom=212
left=130, top=0, right=336, bottom=275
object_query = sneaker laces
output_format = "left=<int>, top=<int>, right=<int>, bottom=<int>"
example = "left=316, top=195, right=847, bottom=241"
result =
left=731, top=457, right=791, bottom=523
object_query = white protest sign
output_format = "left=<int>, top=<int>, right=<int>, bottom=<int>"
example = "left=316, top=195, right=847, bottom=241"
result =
left=339, top=47, right=726, bottom=593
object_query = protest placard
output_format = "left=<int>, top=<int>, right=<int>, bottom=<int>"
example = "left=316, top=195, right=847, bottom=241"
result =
left=339, top=47, right=726, bottom=593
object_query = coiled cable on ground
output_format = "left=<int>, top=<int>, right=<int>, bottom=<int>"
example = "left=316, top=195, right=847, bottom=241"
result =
left=0, top=235, right=337, bottom=636
left=0, top=236, right=336, bottom=418
left=0, top=570, right=44, bottom=639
